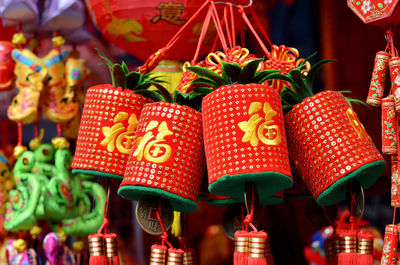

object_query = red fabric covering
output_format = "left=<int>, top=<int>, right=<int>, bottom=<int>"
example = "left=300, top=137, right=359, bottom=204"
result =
left=120, top=102, right=205, bottom=202
left=285, top=91, right=384, bottom=200
left=72, top=84, right=152, bottom=177
left=202, top=84, right=291, bottom=186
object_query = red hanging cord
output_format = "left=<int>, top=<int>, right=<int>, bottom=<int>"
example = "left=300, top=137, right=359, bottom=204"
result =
left=249, top=6, right=272, bottom=48
left=98, top=180, right=111, bottom=234
left=243, top=184, right=258, bottom=232
left=223, top=6, right=233, bottom=48
left=386, top=28, right=396, bottom=57
left=229, top=3, right=236, bottom=47
left=210, top=1, right=228, bottom=50
left=155, top=199, right=173, bottom=248
left=192, top=5, right=213, bottom=63
left=239, top=6, right=270, bottom=57
left=57, top=123, right=61, bottom=138
left=17, top=122, right=22, bottom=146
left=165, top=0, right=211, bottom=50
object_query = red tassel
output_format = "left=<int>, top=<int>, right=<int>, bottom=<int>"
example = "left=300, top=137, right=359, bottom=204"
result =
left=234, top=230, right=249, bottom=265
left=149, top=244, right=167, bottom=265
left=166, top=248, right=184, bottom=265
left=88, top=234, right=107, bottom=265
left=357, top=231, right=373, bottom=265
left=183, top=248, right=197, bottom=265
left=338, top=231, right=357, bottom=265
left=104, top=234, right=119, bottom=265
left=247, top=231, right=267, bottom=265
left=265, top=236, right=274, bottom=265
left=325, top=235, right=339, bottom=265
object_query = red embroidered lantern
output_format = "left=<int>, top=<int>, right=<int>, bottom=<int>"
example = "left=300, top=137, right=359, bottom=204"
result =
left=118, top=102, right=205, bottom=213
left=85, top=0, right=235, bottom=62
left=71, top=85, right=152, bottom=179
left=0, top=41, right=14, bottom=91
left=382, top=95, right=397, bottom=154
left=347, top=0, right=400, bottom=26
left=285, top=91, right=385, bottom=206
left=202, top=84, right=292, bottom=204
left=366, top=51, right=390, bottom=106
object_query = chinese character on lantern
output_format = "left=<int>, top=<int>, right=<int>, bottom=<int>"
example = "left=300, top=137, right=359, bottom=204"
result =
left=101, top=112, right=138, bottom=154
left=238, top=102, right=282, bottom=147
left=132, top=120, right=173, bottom=163
left=151, top=1, right=187, bottom=26
left=346, top=108, right=370, bottom=140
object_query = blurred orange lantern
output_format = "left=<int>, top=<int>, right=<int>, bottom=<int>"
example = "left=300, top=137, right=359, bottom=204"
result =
left=85, top=0, right=244, bottom=62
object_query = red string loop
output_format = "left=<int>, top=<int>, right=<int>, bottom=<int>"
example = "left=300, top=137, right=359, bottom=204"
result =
left=192, top=5, right=213, bottom=64
left=155, top=199, right=173, bottom=248
left=239, top=6, right=270, bottom=57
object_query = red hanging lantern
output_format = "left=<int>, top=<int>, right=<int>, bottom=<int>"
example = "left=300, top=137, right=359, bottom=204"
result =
left=85, top=0, right=242, bottom=62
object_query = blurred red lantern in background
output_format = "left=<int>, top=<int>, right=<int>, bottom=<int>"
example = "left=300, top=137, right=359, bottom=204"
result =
left=85, top=0, right=245, bottom=62
left=0, top=41, right=15, bottom=91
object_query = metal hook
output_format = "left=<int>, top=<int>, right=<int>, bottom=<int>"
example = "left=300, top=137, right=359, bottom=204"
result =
left=214, top=0, right=253, bottom=9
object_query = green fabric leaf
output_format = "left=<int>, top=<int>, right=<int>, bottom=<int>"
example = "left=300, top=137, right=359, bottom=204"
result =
left=305, top=59, right=336, bottom=88
left=126, top=72, right=141, bottom=90
left=112, top=65, right=127, bottom=88
left=280, top=86, right=302, bottom=106
left=193, top=87, right=214, bottom=94
left=254, top=70, right=282, bottom=84
left=265, top=73, right=297, bottom=89
left=346, top=98, right=371, bottom=109
left=152, top=83, right=172, bottom=103
left=135, top=89, right=164, bottom=102
left=238, top=58, right=264, bottom=84
left=337, top=90, right=352, bottom=94
left=96, top=48, right=114, bottom=71
left=185, top=66, right=226, bottom=87
left=221, top=61, right=242, bottom=83
left=121, top=61, right=129, bottom=74
left=190, top=78, right=218, bottom=88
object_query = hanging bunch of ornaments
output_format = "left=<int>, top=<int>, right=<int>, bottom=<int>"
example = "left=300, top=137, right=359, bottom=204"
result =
left=70, top=1, right=388, bottom=265
left=348, top=1, right=400, bottom=265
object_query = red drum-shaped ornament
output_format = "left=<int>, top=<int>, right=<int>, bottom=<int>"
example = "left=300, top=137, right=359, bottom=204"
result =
left=348, top=0, right=400, bottom=26
left=0, top=41, right=14, bottom=91
left=389, top=57, right=400, bottom=112
left=392, top=156, right=400, bottom=207
left=285, top=91, right=385, bottom=206
left=85, top=0, right=235, bottom=62
left=72, top=85, right=152, bottom=179
left=382, top=96, right=397, bottom=154
left=381, top=225, right=398, bottom=265
left=202, top=84, right=292, bottom=204
left=118, top=102, right=205, bottom=213
left=367, top=51, right=390, bottom=106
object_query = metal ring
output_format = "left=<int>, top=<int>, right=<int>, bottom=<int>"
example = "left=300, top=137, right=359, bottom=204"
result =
left=214, top=0, right=253, bottom=8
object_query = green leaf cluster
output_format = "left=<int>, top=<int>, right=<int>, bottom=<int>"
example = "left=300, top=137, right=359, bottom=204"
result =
left=97, top=49, right=208, bottom=112
left=97, top=49, right=165, bottom=101
left=185, top=58, right=280, bottom=89
left=264, top=52, right=336, bottom=114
